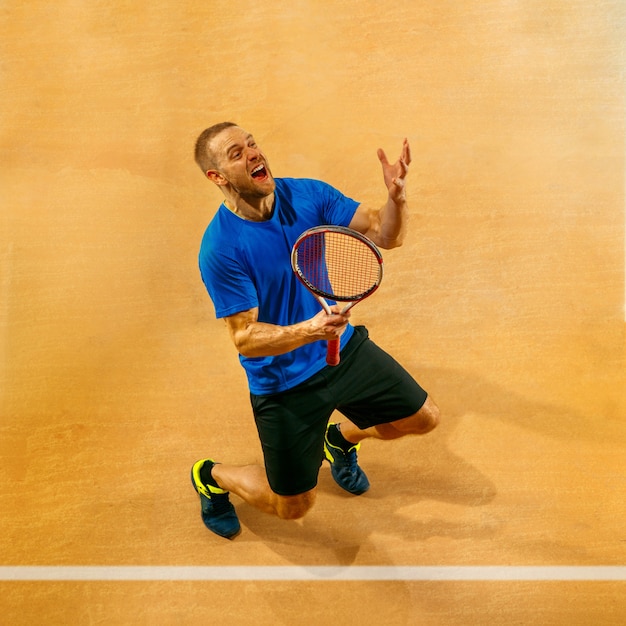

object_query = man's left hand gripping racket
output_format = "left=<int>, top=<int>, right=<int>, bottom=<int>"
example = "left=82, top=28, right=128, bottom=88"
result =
left=291, top=225, right=384, bottom=366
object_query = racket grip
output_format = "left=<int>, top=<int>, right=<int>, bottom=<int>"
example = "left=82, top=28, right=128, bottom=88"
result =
left=326, top=338, right=340, bottom=366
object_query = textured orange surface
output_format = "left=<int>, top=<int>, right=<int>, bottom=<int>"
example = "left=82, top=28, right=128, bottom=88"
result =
left=1, top=1, right=625, bottom=624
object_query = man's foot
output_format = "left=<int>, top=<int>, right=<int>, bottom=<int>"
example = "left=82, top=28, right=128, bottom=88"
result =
left=324, top=423, right=370, bottom=495
left=190, top=459, right=241, bottom=539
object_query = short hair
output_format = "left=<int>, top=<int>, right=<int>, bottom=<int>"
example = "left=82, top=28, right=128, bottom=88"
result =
left=194, top=122, right=238, bottom=174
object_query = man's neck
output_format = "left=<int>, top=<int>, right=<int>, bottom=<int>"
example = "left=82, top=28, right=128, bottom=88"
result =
left=224, top=194, right=275, bottom=222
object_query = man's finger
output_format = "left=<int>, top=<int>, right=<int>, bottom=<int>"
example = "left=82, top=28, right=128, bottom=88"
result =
left=403, top=139, right=412, bottom=166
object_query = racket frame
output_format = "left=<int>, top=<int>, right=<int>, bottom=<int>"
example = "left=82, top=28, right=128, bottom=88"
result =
left=290, top=225, right=384, bottom=364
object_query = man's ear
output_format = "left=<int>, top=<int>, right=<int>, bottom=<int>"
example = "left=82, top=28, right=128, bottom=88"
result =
left=206, top=169, right=228, bottom=186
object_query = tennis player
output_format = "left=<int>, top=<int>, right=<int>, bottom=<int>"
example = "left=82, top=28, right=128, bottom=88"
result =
left=191, top=122, right=440, bottom=538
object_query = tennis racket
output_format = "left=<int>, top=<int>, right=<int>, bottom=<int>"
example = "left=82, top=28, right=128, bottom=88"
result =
left=291, top=225, right=384, bottom=366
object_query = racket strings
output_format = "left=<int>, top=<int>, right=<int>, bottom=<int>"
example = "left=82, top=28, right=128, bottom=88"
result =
left=297, top=232, right=381, bottom=300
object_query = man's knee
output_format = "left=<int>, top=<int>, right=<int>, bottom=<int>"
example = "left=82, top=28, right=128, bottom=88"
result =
left=393, top=396, right=440, bottom=435
left=417, top=396, right=440, bottom=433
left=274, top=488, right=317, bottom=520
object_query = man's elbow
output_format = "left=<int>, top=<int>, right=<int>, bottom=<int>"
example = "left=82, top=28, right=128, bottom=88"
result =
left=378, top=233, right=405, bottom=250
left=233, top=335, right=257, bottom=358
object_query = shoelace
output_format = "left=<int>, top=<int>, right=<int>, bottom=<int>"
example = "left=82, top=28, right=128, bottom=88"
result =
left=341, top=447, right=359, bottom=473
left=208, top=491, right=232, bottom=516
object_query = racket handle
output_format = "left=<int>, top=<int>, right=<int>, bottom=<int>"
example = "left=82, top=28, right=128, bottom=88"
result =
left=326, top=338, right=340, bottom=366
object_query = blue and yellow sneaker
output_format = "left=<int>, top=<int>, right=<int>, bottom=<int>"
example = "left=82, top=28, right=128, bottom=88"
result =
left=324, top=423, right=370, bottom=495
left=190, top=459, right=241, bottom=539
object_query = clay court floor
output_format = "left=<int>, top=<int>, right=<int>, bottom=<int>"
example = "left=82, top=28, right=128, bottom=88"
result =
left=1, top=2, right=625, bottom=624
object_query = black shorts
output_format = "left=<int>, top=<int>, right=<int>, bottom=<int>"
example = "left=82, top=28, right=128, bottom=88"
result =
left=250, top=326, right=428, bottom=496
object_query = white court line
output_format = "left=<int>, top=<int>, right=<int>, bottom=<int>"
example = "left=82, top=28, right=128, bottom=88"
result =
left=0, top=566, right=625, bottom=581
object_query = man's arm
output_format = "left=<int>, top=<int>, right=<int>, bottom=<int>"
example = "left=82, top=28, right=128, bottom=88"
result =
left=348, top=138, right=411, bottom=250
left=224, top=306, right=351, bottom=357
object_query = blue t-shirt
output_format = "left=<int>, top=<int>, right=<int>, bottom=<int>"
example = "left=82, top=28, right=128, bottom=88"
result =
left=199, top=177, right=360, bottom=395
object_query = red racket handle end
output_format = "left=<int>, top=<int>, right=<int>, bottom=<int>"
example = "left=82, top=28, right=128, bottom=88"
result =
left=326, top=338, right=340, bottom=366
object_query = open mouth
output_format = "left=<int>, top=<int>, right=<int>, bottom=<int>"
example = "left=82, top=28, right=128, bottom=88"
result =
left=251, top=163, right=268, bottom=180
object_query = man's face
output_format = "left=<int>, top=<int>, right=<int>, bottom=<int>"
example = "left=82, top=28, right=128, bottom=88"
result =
left=208, top=126, right=275, bottom=198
